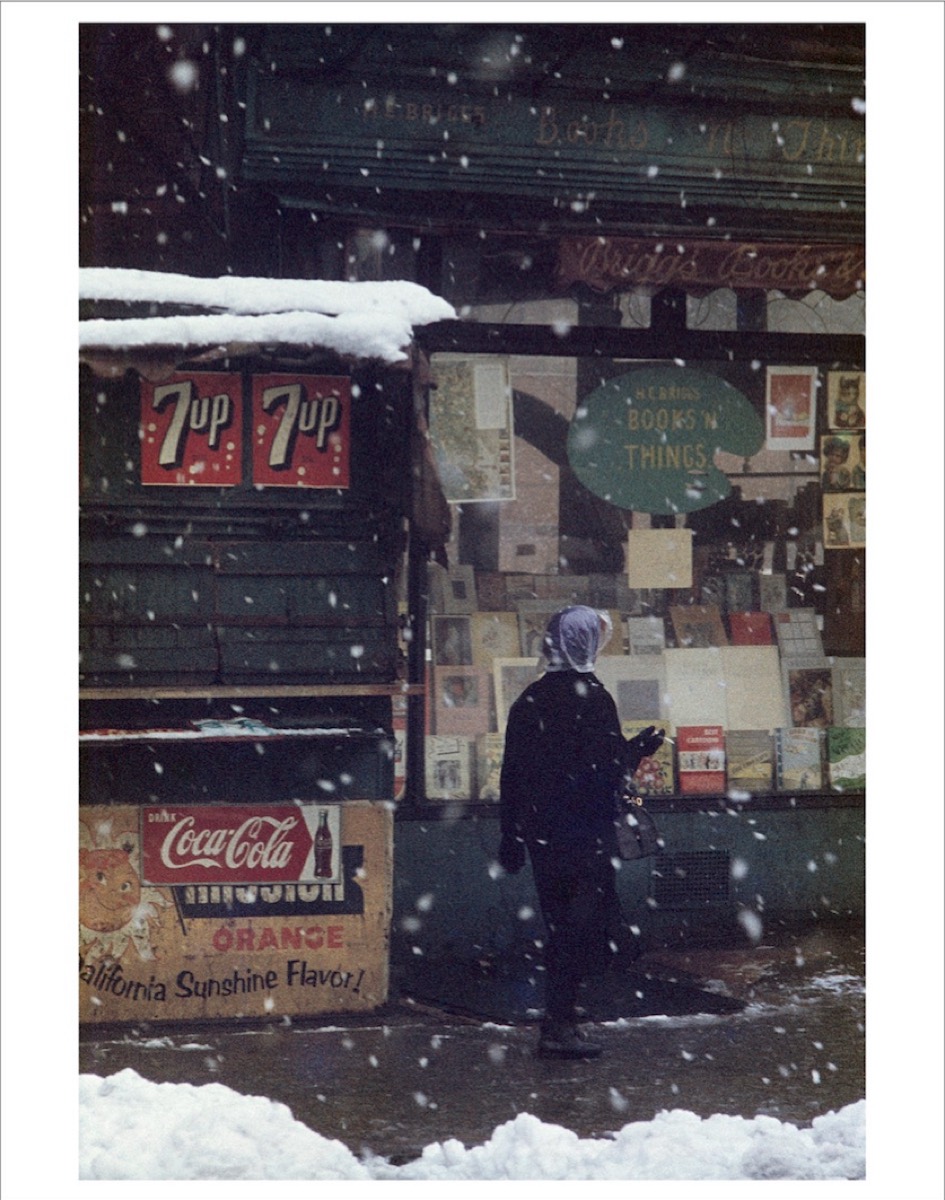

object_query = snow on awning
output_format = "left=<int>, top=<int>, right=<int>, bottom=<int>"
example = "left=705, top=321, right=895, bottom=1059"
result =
left=79, top=268, right=457, bottom=369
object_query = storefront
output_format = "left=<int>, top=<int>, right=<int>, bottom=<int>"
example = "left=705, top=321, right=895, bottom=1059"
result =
left=79, top=23, right=866, bottom=1019
left=78, top=273, right=456, bottom=1022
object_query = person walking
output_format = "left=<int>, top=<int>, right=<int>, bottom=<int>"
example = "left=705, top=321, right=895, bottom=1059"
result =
left=498, top=605, right=664, bottom=1059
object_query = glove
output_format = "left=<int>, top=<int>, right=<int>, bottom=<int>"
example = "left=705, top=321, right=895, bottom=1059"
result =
left=498, top=833, right=526, bottom=875
left=628, top=725, right=665, bottom=766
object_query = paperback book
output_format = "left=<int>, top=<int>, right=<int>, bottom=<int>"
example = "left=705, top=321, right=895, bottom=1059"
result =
left=775, top=727, right=823, bottom=791
left=728, top=611, right=773, bottom=646
left=826, top=726, right=866, bottom=792
left=425, top=735, right=474, bottom=801
left=725, top=729, right=774, bottom=795
left=475, top=732, right=505, bottom=801
left=677, top=725, right=726, bottom=795
left=622, top=719, right=675, bottom=795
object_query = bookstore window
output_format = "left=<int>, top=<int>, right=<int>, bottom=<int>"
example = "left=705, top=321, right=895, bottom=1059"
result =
left=418, top=337, right=865, bottom=806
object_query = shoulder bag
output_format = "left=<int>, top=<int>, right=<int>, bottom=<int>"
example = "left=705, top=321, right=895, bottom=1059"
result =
left=614, top=792, right=663, bottom=860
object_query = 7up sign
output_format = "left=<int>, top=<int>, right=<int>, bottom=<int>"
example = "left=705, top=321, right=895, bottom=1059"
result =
left=139, top=372, right=351, bottom=489
left=141, top=372, right=242, bottom=486
left=252, top=374, right=350, bottom=489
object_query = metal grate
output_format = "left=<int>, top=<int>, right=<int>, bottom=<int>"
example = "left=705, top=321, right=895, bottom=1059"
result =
left=651, top=851, right=731, bottom=909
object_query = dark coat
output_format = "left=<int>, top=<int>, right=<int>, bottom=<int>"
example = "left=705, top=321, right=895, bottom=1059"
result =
left=499, top=669, right=646, bottom=859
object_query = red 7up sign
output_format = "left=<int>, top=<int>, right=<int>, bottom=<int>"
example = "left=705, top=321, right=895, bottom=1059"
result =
left=252, top=374, right=350, bottom=489
left=140, top=372, right=242, bottom=486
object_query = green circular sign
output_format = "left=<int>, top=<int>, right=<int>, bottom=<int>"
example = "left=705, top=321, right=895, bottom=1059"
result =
left=567, top=367, right=764, bottom=515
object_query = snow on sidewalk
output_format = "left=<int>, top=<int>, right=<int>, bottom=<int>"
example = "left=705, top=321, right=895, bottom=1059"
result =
left=79, top=1067, right=865, bottom=1181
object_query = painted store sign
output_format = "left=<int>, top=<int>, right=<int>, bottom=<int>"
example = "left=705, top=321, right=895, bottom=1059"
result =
left=79, top=801, right=392, bottom=1023
left=139, top=371, right=351, bottom=489
left=140, top=803, right=341, bottom=887
left=567, top=367, right=764, bottom=515
left=558, top=237, right=866, bottom=298
left=140, top=371, right=242, bottom=486
left=251, top=373, right=351, bottom=488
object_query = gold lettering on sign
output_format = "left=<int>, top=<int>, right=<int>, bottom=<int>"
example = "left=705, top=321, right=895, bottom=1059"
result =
left=626, top=443, right=710, bottom=470
left=780, top=119, right=865, bottom=165
left=362, top=95, right=487, bottom=126
left=535, top=106, right=648, bottom=151
left=559, top=236, right=865, bottom=296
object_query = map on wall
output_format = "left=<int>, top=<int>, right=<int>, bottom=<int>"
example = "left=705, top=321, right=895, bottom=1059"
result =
left=428, top=356, right=516, bottom=503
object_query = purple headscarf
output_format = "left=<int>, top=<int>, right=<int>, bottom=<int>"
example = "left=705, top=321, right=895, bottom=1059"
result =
left=542, top=605, right=613, bottom=673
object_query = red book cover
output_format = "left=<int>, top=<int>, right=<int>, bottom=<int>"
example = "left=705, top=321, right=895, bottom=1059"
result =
left=728, top=611, right=773, bottom=646
left=677, top=725, right=726, bottom=794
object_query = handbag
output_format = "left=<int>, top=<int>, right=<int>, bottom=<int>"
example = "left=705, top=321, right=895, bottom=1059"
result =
left=614, top=792, right=663, bottom=860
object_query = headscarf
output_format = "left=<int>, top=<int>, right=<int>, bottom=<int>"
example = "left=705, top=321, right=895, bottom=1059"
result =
left=542, top=605, right=613, bottom=673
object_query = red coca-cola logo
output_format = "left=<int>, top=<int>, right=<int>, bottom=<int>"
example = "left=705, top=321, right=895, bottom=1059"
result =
left=140, top=805, right=316, bottom=885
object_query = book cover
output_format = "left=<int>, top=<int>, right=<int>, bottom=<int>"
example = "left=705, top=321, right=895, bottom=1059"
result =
left=773, top=608, right=824, bottom=658
left=827, top=727, right=866, bottom=792
left=475, top=733, right=505, bottom=801
left=721, top=646, right=788, bottom=731
left=785, top=664, right=834, bottom=728
left=469, top=611, right=521, bottom=668
left=493, top=657, right=541, bottom=731
left=725, top=729, right=774, bottom=795
left=663, top=648, right=725, bottom=728
left=622, top=719, right=675, bottom=795
left=596, top=656, right=668, bottom=724
left=431, top=614, right=473, bottom=665
left=474, top=572, right=508, bottom=612
left=758, top=573, right=788, bottom=613
left=723, top=570, right=757, bottom=614
left=432, top=665, right=490, bottom=736
left=677, top=725, right=726, bottom=794
left=392, top=694, right=407, bottom=801
left=775, top=727, right=823, bottom=791
left=832, top=657, right=866, bottom=727
left=425, top=735, right=474, bottom=801
left=670, top=604, right=729, bottom=648
left=728, top=611, right=773, bottom=646
left=625, top=615, right=667, bottom=656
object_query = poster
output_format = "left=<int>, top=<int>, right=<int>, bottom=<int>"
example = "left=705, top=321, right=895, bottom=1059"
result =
left=826, top=371, right=866, bottom=430
left=765, top=366, right=818, bottom=450
left=428, top=355, right=515, bottom=502
left=79, top=802, right=392, bottom=1024
left=823, top=492, right=866, bottom=549
left=626, top=528, right=693, bottom=589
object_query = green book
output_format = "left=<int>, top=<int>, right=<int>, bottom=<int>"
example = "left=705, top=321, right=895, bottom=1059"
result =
left=826, top=727, right=866, bottom=792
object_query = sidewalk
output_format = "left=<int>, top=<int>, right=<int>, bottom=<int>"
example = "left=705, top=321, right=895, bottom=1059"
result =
left=79, top=920, right=865, bottom=1165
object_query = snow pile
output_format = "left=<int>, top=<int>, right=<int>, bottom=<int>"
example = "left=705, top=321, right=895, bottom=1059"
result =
left=79, top=1068, right=865, bottom=1181
left=78, top=268, right=456, bottom=363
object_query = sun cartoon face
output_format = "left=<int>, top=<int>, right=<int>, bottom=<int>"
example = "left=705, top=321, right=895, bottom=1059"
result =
left=79, top=817, right=170, bottom=962
left=80, top=846, right=142, bottom=932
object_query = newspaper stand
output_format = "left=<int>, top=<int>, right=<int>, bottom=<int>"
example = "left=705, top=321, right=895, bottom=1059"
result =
left=78, top=273, right=450, bottom=1024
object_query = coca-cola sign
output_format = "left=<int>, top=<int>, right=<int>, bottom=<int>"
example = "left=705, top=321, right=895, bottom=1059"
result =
left=140, top=804, right=339, bottom=886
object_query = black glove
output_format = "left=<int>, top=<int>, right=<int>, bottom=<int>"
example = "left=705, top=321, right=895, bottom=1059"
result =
left=498, top=833, right=526, bottom=875
left=627, top=725, right=665, bottom=769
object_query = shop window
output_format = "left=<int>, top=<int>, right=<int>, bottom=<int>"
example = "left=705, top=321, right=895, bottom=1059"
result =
left=419, top=330, right=864, bottom=806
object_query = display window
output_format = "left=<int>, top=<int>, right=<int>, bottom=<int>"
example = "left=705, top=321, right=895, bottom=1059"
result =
left=415, top=297, right=864, bottom=805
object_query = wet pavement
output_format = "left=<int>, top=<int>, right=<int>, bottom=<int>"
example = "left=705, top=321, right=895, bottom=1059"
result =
left=79, top=920, right=865, bottom=1165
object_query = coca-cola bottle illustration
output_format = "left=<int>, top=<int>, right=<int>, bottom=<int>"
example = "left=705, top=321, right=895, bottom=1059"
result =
left=314, top=810, right=333, bottom=878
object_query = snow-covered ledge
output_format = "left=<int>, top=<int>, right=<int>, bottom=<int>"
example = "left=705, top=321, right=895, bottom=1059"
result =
left=79, top=268, right=457, bottom=365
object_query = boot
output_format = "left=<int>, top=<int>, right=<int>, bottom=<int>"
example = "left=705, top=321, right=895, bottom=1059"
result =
left=537, top=1020, right=603, bottom=1059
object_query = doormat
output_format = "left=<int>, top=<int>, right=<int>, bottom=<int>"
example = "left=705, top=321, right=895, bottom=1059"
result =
left=395, top=958, right=744, bottom=1024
